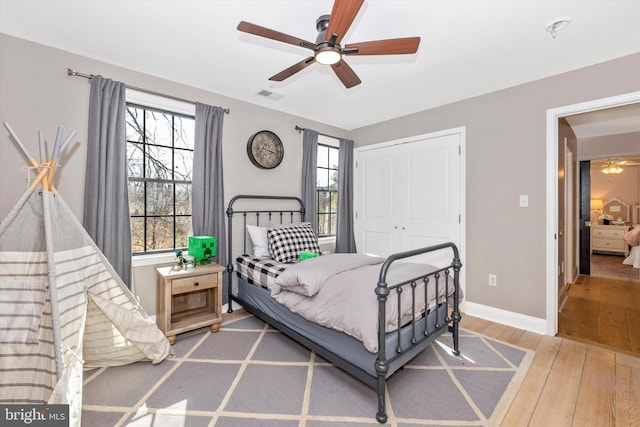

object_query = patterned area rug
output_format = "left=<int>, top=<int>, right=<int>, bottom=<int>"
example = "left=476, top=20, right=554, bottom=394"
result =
left=591, top=253, right=639, bottom=281
left=82, top=315, right=534, bottom=426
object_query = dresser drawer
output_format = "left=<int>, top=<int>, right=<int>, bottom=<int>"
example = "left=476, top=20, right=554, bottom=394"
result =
left=592, top=238, right=625, bottom=251
left=592, top=228, right=625, bottom=239
left=171, top=273, right=217, bottom=295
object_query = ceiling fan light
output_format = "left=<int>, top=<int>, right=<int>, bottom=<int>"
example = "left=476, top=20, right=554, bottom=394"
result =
left=315, top=48, right=341, bottom=65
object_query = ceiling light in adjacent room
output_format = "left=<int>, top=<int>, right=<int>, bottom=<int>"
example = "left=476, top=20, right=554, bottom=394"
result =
left=602, top=165, right=623, bottom=174
left=546, top=19, right=570, bottom=38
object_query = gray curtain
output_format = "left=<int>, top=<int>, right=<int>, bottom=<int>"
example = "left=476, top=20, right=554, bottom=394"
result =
left=301, top=129, right=319, bottom=233
left=192, top=103, right=227, bottom=276
left=83, top=75, right=132, bottom=288
left=335, top=138, right=357, bottom=253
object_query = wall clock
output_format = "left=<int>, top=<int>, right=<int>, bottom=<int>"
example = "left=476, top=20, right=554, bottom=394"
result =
left=246, top=130, right=284, bottom=169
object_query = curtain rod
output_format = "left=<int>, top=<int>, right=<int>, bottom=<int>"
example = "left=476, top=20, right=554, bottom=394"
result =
left=294, top=125, right=340, bottom=140
left=67, top=68, right=230, bottom=114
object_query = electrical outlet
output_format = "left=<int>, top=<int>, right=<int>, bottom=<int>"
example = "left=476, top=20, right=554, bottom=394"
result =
left=488, top=274, right=497, bottom=286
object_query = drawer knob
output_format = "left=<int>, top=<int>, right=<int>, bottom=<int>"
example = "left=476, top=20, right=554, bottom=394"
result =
left=193, top=282, right=199, bottom=287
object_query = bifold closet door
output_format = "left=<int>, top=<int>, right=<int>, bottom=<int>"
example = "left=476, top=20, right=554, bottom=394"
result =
left=356, top=132, right=461, bottom=266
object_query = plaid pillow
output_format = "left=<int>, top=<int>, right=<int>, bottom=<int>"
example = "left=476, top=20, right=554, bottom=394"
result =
left=267, top=223, right=321, bottom=263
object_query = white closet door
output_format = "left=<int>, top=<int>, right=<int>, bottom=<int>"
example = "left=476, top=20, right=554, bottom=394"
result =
left=357, top=148, right=401, bottom=256
left=356, top=131, right=461, bottom=266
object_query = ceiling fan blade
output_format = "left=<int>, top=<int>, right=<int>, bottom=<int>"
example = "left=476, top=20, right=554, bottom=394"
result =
left=238, top=21, right=315, bottom=50
left=331, top=60, right=361, bottom=88
left=269, top=57, right=316, bottom=82
left=345, top=37, right=421, bottom=55
left=326, top=0, right=364, bottom=44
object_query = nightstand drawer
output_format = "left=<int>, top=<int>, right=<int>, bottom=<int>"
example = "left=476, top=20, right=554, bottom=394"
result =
left=171, top=273, right=217, bottom=295
left=592, top=238, right=625, bottom=250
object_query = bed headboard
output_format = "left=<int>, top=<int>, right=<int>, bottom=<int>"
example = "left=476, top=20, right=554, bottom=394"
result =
left=603, top=197, right=630, bottom=224
left=226, top=194, right=305, bottom=252
left=225, top=195, right=305, bottom=306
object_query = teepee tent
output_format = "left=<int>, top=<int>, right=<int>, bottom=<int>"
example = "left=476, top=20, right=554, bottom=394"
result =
left=0, top=123, right=172, bottom=426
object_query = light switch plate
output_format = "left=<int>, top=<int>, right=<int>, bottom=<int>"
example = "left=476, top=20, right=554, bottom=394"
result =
left=519, top=195, right=528, bottom=207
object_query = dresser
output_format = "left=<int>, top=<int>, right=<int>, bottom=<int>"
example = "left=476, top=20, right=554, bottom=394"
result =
left=590, top=224, right=630, bottom=256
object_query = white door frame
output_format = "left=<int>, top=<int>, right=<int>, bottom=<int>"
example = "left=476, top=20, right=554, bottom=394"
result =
left=545, top=91, right=640, bottom=335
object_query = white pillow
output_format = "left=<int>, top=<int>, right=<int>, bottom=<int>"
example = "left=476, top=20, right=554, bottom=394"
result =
left=246, top=225, right=270, bottom=257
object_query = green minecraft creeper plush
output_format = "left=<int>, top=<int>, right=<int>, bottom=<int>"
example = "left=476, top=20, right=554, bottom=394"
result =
left=299, top=251, right=319, bottom=261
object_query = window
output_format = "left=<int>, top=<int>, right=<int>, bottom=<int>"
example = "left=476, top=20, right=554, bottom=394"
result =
left=316, top=141, right=339, bottom=237
left=126, top=103, right=195, bottom=254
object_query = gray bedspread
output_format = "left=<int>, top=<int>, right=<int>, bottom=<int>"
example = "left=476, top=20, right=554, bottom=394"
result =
left=271, top=253, right=454, bottom=352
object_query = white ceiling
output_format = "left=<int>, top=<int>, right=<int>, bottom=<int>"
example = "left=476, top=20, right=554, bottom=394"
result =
left=1, top=0, right=640, bottom=131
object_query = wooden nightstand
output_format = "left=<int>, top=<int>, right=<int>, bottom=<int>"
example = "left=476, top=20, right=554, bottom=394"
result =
left=156, top=262, right=225, bottom=344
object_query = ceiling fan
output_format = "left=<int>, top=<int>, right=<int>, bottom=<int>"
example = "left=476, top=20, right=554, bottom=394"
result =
left=600, top=159, right=640, bottom=174
left=237, top=0, right=420, bottom=88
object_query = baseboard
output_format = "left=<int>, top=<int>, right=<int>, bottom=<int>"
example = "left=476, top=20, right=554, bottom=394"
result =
left=463, top=302, right=548, bottom=335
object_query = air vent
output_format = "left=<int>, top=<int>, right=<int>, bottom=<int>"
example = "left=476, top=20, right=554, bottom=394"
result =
left=256, top=90, right=284, bottom=100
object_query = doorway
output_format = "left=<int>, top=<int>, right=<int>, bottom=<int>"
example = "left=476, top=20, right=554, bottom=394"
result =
left=545, top=91, right=640, bottom=336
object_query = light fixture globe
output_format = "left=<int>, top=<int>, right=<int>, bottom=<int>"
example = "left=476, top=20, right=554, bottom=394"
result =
left=315, top=47, right=342, bottom=65
left=602, top=165, right=623, bottom=175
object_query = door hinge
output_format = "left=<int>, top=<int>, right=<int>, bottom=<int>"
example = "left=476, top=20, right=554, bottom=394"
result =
left=355, top=211, right=358, bottom=219
left=458, top=145, right=461, bottom=155
left=458, top=214, right=461, bottom=224
left=355, top=161, right=358, bottom=168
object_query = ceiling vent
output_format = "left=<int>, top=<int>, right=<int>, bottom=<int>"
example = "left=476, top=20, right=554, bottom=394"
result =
left=256, top=90, right=284, bottom=100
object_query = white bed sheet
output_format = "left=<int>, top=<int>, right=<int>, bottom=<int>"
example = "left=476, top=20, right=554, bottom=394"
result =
left=623, top=245, right=640, bottom=269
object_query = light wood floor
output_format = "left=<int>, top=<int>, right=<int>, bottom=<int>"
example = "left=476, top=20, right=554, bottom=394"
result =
left=559, top=274, right=640, bottom=354
left=460, top=312, right=640, bottom=427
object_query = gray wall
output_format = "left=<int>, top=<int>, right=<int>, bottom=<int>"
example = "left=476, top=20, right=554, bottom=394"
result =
left=349, top=52, right=640, bottom=319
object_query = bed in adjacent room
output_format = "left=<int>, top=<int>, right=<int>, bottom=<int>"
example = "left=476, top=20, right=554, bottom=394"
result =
left=225, top=195, right=463, bottom=424
left=623, top=224, right=640, bottom=269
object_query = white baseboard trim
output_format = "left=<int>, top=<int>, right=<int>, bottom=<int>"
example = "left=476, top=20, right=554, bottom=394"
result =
left=463, top=302, right=549, bottom=335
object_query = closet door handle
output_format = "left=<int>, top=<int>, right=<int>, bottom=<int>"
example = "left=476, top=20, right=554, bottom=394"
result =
left=193, top=282, right=199, bottom=287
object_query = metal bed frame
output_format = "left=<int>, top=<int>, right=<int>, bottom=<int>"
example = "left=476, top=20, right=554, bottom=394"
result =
left=226, top=194, right=462, bottom=423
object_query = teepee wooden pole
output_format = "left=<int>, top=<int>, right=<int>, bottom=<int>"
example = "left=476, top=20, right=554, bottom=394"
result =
left=4, top=123, right=76, bottom=193
left=3, top=122, right=32, bottom=160
left=37, top=131, right=51, bottom=192
left=28, top=167, right=52, bottom=191
left=46, top=126, right=64, bottom=192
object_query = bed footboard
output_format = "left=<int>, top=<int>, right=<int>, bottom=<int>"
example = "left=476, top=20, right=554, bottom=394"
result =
left=375, top=242, right=462, bottom=423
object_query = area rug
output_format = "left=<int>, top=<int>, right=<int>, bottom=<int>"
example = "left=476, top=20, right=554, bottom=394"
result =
left=82, top=315, right=534, bottom=426
left=591, top=253, right=639, bottom=281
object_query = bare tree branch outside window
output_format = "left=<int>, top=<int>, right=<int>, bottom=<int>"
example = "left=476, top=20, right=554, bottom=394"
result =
left=126, top=104, right=194, bottom=254
left=317, top=143, right=339, bottom=237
